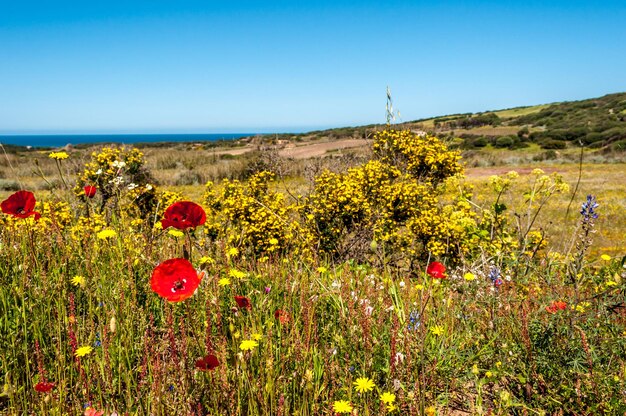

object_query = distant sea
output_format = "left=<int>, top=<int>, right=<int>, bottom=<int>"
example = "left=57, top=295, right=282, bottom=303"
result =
left=0, top=133, right=256, bottom=148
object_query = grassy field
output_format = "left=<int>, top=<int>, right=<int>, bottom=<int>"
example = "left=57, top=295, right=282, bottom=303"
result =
left=1, top=133, right=625, bottom=415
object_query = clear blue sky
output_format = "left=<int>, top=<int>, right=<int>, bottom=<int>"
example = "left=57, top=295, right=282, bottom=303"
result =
left=1, top=0, right=625, bottom=134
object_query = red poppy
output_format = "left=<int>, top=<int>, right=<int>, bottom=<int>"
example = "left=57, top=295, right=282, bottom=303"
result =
left=83, top=185, right=97, bottom=198
left=150, top=258, right=203, bottom=302
left=426, top=261, right=446, bottom=279
left=161, top=201, right=206, bottom=230
left=195, top=354, right=220, bottom=371
left=34, top=381, right=55, bottom=393
left=274, top=309, right=290, bottom=324
left=235, top=296, right=252, bottom=310
left=1, top=190, right=41, bottom=220
left=546, top=300, right=567, bottom=314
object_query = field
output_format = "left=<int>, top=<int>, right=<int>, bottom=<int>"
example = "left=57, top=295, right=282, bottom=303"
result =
left=1, top=131, right=625, bottom=415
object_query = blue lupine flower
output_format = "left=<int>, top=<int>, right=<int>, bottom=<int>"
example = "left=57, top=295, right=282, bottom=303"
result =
left=408, top=310, right=421, bottom=330
left=580, top=195, right=599, bottom=222
left=489, top=267, right=503, bottom=287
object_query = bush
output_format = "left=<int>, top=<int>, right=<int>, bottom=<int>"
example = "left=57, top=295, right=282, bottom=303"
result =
left=540, top=139, right=567, bottom=149
left=495, top=136, right=515, bottom=148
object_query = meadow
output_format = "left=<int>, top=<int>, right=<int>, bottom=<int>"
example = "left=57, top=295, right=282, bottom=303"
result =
left=0, top=130, right=625, bottom=415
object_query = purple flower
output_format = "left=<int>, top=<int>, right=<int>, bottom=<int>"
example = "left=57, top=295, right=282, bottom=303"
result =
left=264, top=286, right=271, bottom=294
left=580, top=195, right=599, bottom=222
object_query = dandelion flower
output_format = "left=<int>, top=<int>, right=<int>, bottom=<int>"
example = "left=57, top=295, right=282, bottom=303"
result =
left=430, top=325, right=444, bottom=336
left=269, top=238, right=279, bottom=245
left=227, top=247, right=239, bottom=257
left=252, top=333, right=263, bottom=341
left=48, top=151, right=69, bottom=160
left=97, top=229, right=117, bottom=240
left=380, top=392, right=396, bottom=404
left=333, top=400, right=353, bottom=414
left=167, top=229, right=184, bottom=238
left=317, top=266, right=328, bottom=273
left=353, top=376, right=375, bottom=393
left=229, top=269, right=247, bottom=279
left=218, top=277, right=231, bottom=287
left=71, top=275, right=86, bottom=287
left=199, top=256, right=214, bottom=265
left=75, top=345, right=93, bottom=357
left=387, top=403, right=398, bottom=412
left=601, top=254, right=611, bottom=261
left=239, top=339, right=258, bottom=351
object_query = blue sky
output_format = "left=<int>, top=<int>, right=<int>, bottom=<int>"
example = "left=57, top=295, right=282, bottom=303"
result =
left=1, top=0, right=625, bottom=134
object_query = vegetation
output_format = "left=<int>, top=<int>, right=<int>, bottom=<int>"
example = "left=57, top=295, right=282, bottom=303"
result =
left=1, top=129, right=625, bottom=415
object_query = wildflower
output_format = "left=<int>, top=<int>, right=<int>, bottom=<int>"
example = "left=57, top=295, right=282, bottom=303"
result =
left=426, top=261, right=446, bottom=279
left=228, top=269, right=247, bottom=279
left=380, top=392, right=396, bottom=404
left=463, top=272, right=476, bottom=281
left=97, top=229, right=117, bottom=240
left=239, top=339, right=259, bottom=351
left=84, top=407, right=104, bottom=416
left=75, top=345, right=93, bottom=357
left=264, top=286, right=271, bottom=294
left=601, top=254, right=611, bottom=261
left=407, top=310, right=421, bottom=331
left=546, top=300, right=567, bottom=314
left=167, top=229, right=184, bottom=238
left=1, top=190, right=41, bottom=220
left=485, top=371, right=493, bottom=378
left=430, top=325, right=444, bottom=336
left=269, top=238, right=279, bottom=245
left=580, top=195, right=599, bottom=222
left=34, top=381, right=55, bottom=393
left=387, top=403, right=398, bottom=412
left=195, top=354, right=220, bottom=371
left=48, top=151, right=69, bottom=160
left=83, top=185, right=97, bottom=198
left=161, top=201, right=206, bottom=230
left=252, top=333, right=263, bottom=341
left=227, top=247, right=239, bottom=256
left=353, top=377, right=375, bottom=393
left=317, top=266, right=328, bottom=273
left=71, top=275, right=86, bottom=288
left=199, top=256, right=214, bottom=265
left=332, top=400, right=353, bottom=414
left=235, top=296, right=252, bottom=310
left=218, top=277, right=231, bottom=287
left=274, top=309, right=290, bottom=324
left=150, top=258, right=203, bottom=302
left=488, top=267, right=503, bottom=287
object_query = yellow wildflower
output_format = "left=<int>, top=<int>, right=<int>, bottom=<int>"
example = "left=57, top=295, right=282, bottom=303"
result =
left=48, top=151, right=69, bottom=160
left=71, top=275, right=86, bottom=288
left=239, top=340, right=258, bottom=351
left=218, top=277, right=231, bottom=287
left=463, top=272, right=476, bottom=281
left=269, top=238, right=279, bottom=245
left=96, top=229, right=117, bottom=240
left=228, top=269, right=247, bottom=279
left=317, top=266, right=328, bottom=273
left=430, top=325, right=444, bottom=336
left=333, top=400, right=353, bottom=414
left=168, top=229, right=184, bottom=238
left=601, top=254, right=611, bottom=261
left=353, top=377, right=375, bottom=393
left=227, top=247, right=239, bottom=257
left=387, top=403, right=398, bottom=412
left=199, top=256, right=214, bottom=265
left=252, top=333, right=263, bottom=341
left=75, top=346, right=93, bottom=357
left=380, top=392, right=396, bottom=404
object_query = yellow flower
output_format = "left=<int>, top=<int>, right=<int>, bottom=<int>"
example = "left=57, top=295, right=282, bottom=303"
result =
left=430, top=325, right=444, bottom=336
left=485, top=371, right=493, bottom=378
left=252, top=333, right=263, bottom=341
left=228, top=269, right=247, bottom=279
left=463, top=272, right=476, bottom=281
left=199, top=256, right=214, bottom=265
left=71, top=275, right=86, bottom=288
left=227, top=247, right=239, bottom=257
left=414, top=284, right=424, bottom=290
left=97, top=229, right=117, bottom=240
left=601, top=254, right=611, bottom=261
left=168, top=229, right=184, bottom=238
left=387, top=403, right=398, bottom=412
left=353, top=377, right=375, bottom=393
left=48, top=151, right=69, bottom=160
left=75, top=346, right=93, bottom=357
left=239, top=339, right=258, bottom=351
left=269, top=238, right=279, bottom=245
left=317, top=266, right=328, bottom=273
left=471, top=364, right=479, bottom=375
left=425, top=406, right=436, bottom=416
left=218, top=277, right=231, bottom=287
left=380, top=392, right=396, bottom=404
left=333, top=400, right=353, bottom=414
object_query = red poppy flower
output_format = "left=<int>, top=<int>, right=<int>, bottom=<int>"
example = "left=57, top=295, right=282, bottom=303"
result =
left=150, top=258, right=203, bottom=302
left=34, top=381, right=55, bottom=393
left=195, top=354, right=220, bottom=371
left=426, top=261, right=446, bottom=279
left=83, top=185, right=97, bottom=198
left=161, top=201, right=206, bottom=230
left=274, top=309, right=290, bottom=324
left=1, top=190, right=41, bottom=220
left=235, top=296, right=252, bottom=310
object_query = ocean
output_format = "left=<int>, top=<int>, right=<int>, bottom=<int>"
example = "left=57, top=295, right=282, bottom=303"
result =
left=0, top=133, right=256, bottom=148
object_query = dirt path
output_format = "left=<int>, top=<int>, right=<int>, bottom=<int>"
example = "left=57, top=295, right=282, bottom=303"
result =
left=207, top=139, right=371, bottom=159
